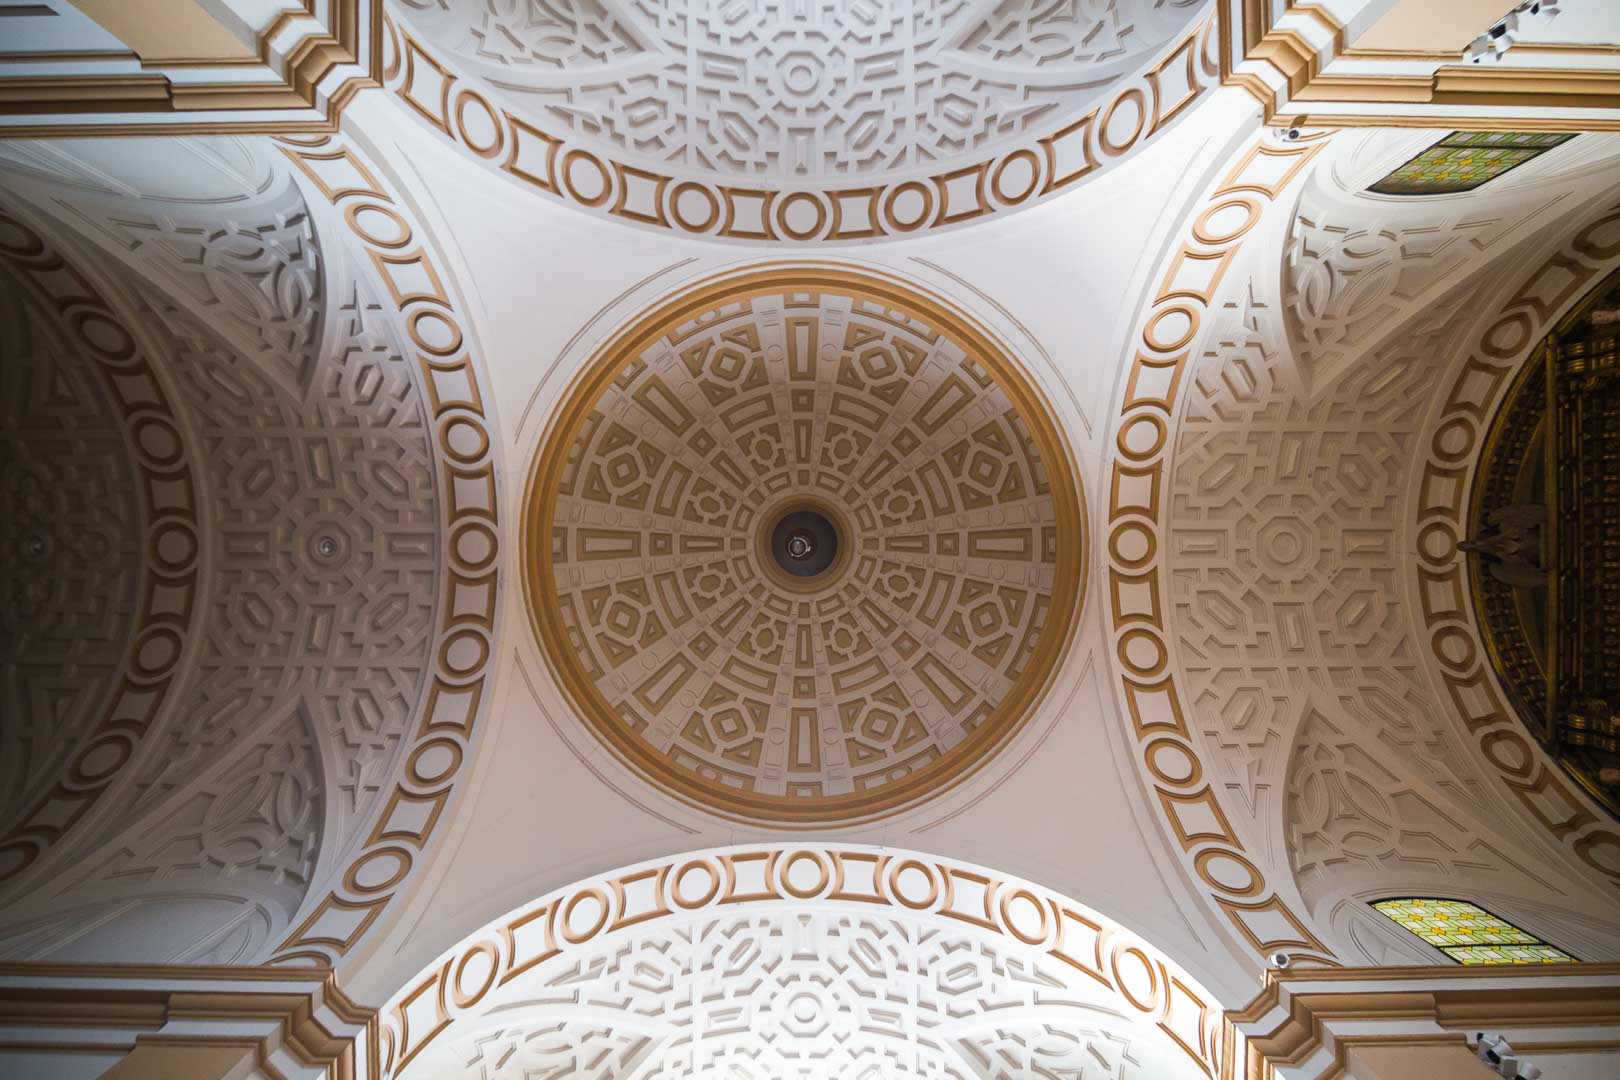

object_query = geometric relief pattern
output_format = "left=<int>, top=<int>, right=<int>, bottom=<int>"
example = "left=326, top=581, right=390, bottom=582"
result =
left=1285, top=708, right=1552, bottom=902
left=533, top=275, right=1081, bottom=823
left=127, top=272, right=437, bottom=857
left=1412, top=197, right=1620, bottom=897
left=386, top=6, right=1219, bottom=243
left=384, top=846, right=1221, bottom=1080
left=0, top=261, right=143, bottom=832
left=1285, top=165, right=1588, bottom=393
left=0, top=708, right=321, bottom=965
left=268, top=131, right=502, bottom=970
left=1170, top=283, right=1487, bottom=815
left=36, top=180, right=323, bottom=398
left=0, top=205, right=202, bottom=901
left=446, top=913, right=1145, bottom=1079
left=408, top=0, right=1200, bottom=181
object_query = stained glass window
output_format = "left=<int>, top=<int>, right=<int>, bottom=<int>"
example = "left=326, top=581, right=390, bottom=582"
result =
left=1368, top=132, right=1576, bottom=196
left=1372, top=898, right=1576, bottom=964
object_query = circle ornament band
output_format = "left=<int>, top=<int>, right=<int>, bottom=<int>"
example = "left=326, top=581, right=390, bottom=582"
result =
left=524, top=267, right=1085, bottom=824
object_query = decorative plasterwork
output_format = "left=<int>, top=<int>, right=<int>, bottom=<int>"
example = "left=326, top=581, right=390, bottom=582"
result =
left=1412, top=195, right=1620, bottom=894
left=0, top=253, right=143, bottom=847
left=1103, top=129, right=1338, bottom=967
left=1215, top=0, right=1620, bottom=131
left=0, top=0, right=383, bottom=137
left=1104, top=119, right=1620, bottom=970
left=0, top=132, right=503, bottom=971
left=1227, top=963, right=1620, bottom=1080
left=380, top=845, right=1225, bottom=1080
left=383, top=5, right=1220, bottom=242
left=404, top=0, right=1200, bottom=180
left=269, top=131, right=502, bottom=969
left=524, top=267, right=1084, bottom=825
left=0, top=962, right=377, bottom=1079
left=0, top=208, right=202, bottom=895
left=0, top=186, right=432, bottom=964
left=1281, top=148, right=1593, bottom=394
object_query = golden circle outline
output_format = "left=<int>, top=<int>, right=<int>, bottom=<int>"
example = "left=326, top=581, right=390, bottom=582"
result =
left=522, top=264, right=1087, bottom=826
left=345, top=845, right=413, bottom=895
left=669, top=181, right=721, bottom=232
left=779, top=849, right=831, bottom=898
left=1192, top=196, right=1261, bottom=246
left=882, top=181, right=934, bottom=232
left=1193, top=847, right=1263, bottom=898
left=1143, top=304, right=1199, bottom=353
left=776, top=191, right=829, bottom=241
left=561, top=886, right=610, bottom=943
left=990, top=149, right=1041, bottom=205
left=346, top=202, right=413, bottom=250
left=450, top=940, right=500, bottom=1008
left=561, top=149, right=613, bottom=208
left=888, top=858, right=941, bottom=909
left=1099, top=86, right=1148, bottom=157
left=997, top=887, right=1051, bottom=945
left=453, top=87, right=505, bottom=159
left=671, top=859, right=722, bottom=909
left=1109, top=943, right=1162, bottom=1014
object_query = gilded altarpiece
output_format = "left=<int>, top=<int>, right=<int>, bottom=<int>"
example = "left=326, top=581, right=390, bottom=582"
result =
left=1471, top=268, right=1620, bottom=818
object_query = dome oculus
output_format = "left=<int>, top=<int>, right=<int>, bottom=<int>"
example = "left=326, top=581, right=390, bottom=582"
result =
left=525, top=268, right=1084, bottom=823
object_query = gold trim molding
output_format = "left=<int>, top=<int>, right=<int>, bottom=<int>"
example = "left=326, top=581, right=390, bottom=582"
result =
left=0, top=962, right=377, bottom=1079
left=1227, top=963, right=1620, bottom=1080
left=377, top=844, right=1222, bottom=1079
left=1411, top=195, right=1620, bottom=887
left=522, top=265, right=1088, bottom=825
left=1218, top=0, right=1620, bottom=131
left=1104, top=128, right=1339, bottom=966
left=0, top=0, right=380, bottom=137
left=383, top=11, right=1220, bottom=243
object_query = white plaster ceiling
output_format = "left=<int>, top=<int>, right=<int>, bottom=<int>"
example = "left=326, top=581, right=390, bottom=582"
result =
left=396, top=0, right=1205, bottom=184
left=385, top=844, right=1223, bottom=1080
left=2, top=7, right=1620, bottom=1053
left=0, top=139, right=445, bottom=965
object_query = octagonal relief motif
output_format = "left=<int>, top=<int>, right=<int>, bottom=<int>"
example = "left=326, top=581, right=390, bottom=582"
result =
left=524, top=267, right=1085, bottom=823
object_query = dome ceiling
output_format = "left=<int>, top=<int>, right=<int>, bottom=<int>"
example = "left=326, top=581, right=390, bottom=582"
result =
left=0, top=247, right=143, bottom=839
left=385, top=845, right=1221, bottom=1080
left=525, top=267, right=1084, bottom=823
left=402, top=0, right=1201, bottom=182
left=386, top=0, right=1218, bottom=242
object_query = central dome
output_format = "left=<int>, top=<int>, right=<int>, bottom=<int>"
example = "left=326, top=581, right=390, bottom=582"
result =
left=525, top=267, right=1083, bottom=823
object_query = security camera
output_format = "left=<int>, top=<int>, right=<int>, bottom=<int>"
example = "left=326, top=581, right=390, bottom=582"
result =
left=1268, top=951, right=1291, bottom=969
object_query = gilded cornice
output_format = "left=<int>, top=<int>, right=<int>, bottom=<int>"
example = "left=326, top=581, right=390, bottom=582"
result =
left=0, top=0, right=380, bottom=137
left=1219, top=0, right=1620, bottom=131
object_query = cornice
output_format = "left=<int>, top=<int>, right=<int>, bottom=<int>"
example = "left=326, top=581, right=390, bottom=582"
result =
left=0, top=962, right=376, bottom=1080
left=1227, top=964, right=1620, bottom=1080
left=1221, top=0, right=1620, bottom=131
left=0, top=0, right=380, bottom=137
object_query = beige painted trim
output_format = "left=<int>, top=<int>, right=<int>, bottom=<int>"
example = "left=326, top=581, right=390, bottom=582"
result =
left=1224, top=0, right=1620, bottom=129
left=1355, top=0, right=1516, bottom=53
left=1273, top=111, right=1620, bottom=132
left=1227, top=964, right=1620, bottom=1080
left=0, top=0, right=378, bottom=136
left=0, top=962, right=376, bottom=1080
left=67, top=0, right=255, bottom=62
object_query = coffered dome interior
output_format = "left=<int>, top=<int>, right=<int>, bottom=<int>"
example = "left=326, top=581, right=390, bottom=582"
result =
left=525, top=268, right=1084, bottom=824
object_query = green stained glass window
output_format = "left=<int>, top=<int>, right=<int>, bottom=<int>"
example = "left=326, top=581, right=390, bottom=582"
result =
left=1368, top=131, right=1576, bottom=196
left=1372, top=898, right=1576, bottom=964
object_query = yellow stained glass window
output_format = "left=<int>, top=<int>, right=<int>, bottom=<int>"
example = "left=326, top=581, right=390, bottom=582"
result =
left=1372, top=898, right=1576, bottom=964
left=1367, top=132, right=1575, bottom=196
